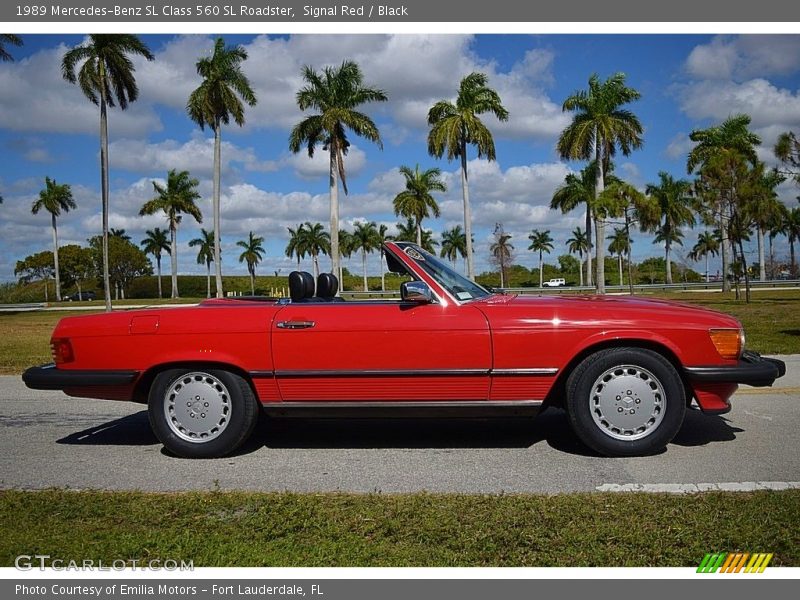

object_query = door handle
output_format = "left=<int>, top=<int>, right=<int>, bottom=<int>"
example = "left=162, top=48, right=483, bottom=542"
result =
left=276, top=320, right=316, bottom=329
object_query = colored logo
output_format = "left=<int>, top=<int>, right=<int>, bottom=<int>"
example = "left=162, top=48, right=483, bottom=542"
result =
left=697, top=553, right=773, bottom=573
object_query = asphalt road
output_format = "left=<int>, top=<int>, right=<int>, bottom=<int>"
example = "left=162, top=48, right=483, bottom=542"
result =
left=1, top=359, right=799, bottom=494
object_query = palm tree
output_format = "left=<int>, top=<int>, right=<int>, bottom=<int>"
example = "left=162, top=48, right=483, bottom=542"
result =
left=653, top=225, right=685, bottom=280
left=139, top=169, right=202, bottom=299
left=551, top=165, right=598, bottom=287
left=440, top=225, right=468, bottom=270
left=109, top=228, right=131, bottom=241
left=352, top=221, right=379, bottom=291
left=237, top=232, right=265, bottom=295
left=607, top=228, right=629, bottom=287
left=140, top=228, right=171, bottom=299
left=187, top=37, right=256, bottom=299
left=558, top=73, right=643, bottom=294
left=768, top=203, right=790, bottom=279
left=742, top=163, right=785, bottom=281
left=337, top=228, right=355, bottom=287
left=289, top=61, right=387, bottom=289
left=375, top=224, right=392, bottom=291
left=566, top=227, right=589, bottom=287
left=0, top=34, right=22, bottom=62
left=786, top=208, right=800, bottom=278
left=645, top=171, right=695, bottom=285
left=528, top=229, right=554, bottom=288
left=490, top=230, right=514, bottom=288
left=775, top=131, right=800, bottom=186
left=392, top=165, right=445, bottom=245
left=297, top=221, right=330, bottom=281
left=31, top=177, right=76, bottom=302
left=689, top=231, right=720, bottom=283
left=395, top=218, right=438, bottom=253
left=688, top=114, right=761, bottom=293
left=62, top=35, right=154, bottom=311
left=427, top=73, right=508, bottom=280
left=189, top=228, right=216, bottom=298
left=285, top=224, right=307, bottom=270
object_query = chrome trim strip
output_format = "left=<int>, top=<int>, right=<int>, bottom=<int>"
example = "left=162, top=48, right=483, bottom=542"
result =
left=491, top=368, right=559, bottom=376
left=273, top=369, right=489, bottom=378
left=251, top=368, right=558, bottom=378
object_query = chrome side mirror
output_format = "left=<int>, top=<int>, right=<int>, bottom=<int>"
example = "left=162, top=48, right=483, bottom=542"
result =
left=400, top=281, right=434, bottom=303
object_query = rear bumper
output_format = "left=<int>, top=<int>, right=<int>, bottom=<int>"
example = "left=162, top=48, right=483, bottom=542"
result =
left=683, top=351, right=786, bottom=388
left=22, top=363, right=139, bottom=391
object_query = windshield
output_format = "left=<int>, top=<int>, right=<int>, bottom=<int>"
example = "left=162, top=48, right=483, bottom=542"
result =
left=395, top=243, right=492, bottom=302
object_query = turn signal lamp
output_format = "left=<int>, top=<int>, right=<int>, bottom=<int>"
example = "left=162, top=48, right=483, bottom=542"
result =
left=709, top=329, right=743, bottom=360
left=50, top=338, right=74, bottom=364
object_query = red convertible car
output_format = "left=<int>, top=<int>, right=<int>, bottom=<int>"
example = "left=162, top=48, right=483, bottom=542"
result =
left=24, top=241, right=785, bottom=458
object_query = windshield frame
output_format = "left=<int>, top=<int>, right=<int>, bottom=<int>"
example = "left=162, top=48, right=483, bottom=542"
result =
left=389, top=242, right=493, bottom=304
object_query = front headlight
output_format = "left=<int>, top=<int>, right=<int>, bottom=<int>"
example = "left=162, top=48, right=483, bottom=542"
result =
left=709, top=329, right=743, bottom=360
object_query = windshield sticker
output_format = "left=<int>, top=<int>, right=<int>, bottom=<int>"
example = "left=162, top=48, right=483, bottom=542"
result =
left=404, top=247, right=425, bottom=261
left=456, top=291, right=473, bottom=300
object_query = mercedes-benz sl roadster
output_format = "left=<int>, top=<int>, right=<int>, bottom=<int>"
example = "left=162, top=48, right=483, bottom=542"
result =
left=23, top=241, right=785, bottom=458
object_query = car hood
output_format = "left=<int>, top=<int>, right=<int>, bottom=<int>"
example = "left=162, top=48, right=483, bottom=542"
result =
left=475, top=293, right=741, bottom=330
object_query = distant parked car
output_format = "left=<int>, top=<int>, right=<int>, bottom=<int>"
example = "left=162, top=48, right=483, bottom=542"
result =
left=66, top=291, right=96, bottom=301
left=543, top=278, right=566, bottom=287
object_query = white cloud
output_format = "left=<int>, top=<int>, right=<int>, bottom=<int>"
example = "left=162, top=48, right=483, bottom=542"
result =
left=664, top=133, right=694, bottom=161
left=108, top=136, right=278, bottom=176
left=0, top=43, right=162, bottom=137
left=686, top=35, right=800, bottom=81
left=286, top=144, right=367, bottom=179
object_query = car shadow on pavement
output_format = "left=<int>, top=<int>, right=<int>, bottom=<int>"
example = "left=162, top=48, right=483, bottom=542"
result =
left=671, top=408, right=743, bottom=447
left=56, top=410, right=159, bottom=446
left=234, top=407, right=597, bottom=456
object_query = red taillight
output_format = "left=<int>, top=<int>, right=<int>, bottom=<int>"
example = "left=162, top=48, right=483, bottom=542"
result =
left=50, top=338, right=74, bottom=364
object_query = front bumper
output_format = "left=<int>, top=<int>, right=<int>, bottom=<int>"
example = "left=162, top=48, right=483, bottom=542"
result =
left=22, top=363, right=139, bottom=390
left=684, top=351, right=786, bottom=388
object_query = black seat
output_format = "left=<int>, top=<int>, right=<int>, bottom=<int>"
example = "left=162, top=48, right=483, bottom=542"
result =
left=288, top=271, right=315, bottom=302
left=316, top=273, right=340, bottom=300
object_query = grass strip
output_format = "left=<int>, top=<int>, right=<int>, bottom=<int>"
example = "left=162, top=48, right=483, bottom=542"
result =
left=1, top=489, right=798, bottom=567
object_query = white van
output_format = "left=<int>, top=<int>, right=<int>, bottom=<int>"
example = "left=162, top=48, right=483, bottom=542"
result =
left=543, top=278, right=566, bottom=287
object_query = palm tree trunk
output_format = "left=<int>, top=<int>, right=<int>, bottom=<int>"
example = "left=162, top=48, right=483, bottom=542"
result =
left=585, top=208, right=593, bottom=288
left=578, top=252, right=584, bottom=287
left=51, top=213, right=62, bottom=302
left=250, top=269, right=255, bottom=295
left=460, top=138, right=474, bottom=280
left=791, top=239, right=797, bottom=278
left=769, top=235, right=775, bottom=279
left=720, top=210, right=732, bottom=292
left=99, top=78, right=112, bottom=312
left=757, top=226, right=766, bottom=282
left=170, top=224, right=179, bottom=298
left=665, top=240, right=672, bottom=285
left=625, top=213, right=634, bottom=295
left=705, top=253, right=710, bottom=284
left=156, top=256, right=162, bottom=299
left=206, top=262, right=211, bottom=298
left=380, top=250, right=386, bottom=291
left=329, top=145, right=341, bottom=291
left=539, top=251, right=543, bottom=288
left=618, top=254, right=623, bottom=286
left=43, top=278, right=48, bottom=302
left=416, top=221, right=422, bottom=246
left=362, top=249, right=368, bottom=291
left=594, top=144, right=605, bottom=294
left=313, top=253, right=320, bottom=281
left=213, top=123, right=224, bottom=298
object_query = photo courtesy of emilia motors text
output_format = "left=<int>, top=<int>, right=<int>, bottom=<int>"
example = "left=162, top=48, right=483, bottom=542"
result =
left=1, top=0, right=800, bottom=596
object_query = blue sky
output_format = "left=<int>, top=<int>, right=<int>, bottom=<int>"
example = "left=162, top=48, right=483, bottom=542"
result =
left=1, top=34, right=799, bottom=282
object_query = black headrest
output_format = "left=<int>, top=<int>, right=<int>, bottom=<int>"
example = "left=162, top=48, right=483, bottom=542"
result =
left=289, top=271, right=315, bottom=302
left=316, top=273, right=338, bottom=298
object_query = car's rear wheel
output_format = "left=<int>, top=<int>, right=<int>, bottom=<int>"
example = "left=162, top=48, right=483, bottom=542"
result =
left=565, top=348, right=685, bottom=456
left=148, top=368, right=259, bottom=458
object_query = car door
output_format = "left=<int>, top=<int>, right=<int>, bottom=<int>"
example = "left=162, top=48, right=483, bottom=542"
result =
left=270, top=300, right=491, bottom=402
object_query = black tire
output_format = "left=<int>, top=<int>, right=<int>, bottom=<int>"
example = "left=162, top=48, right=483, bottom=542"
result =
left=148, top=368, right=259, bottom=458
left=565, top=347, right=686, bottom=457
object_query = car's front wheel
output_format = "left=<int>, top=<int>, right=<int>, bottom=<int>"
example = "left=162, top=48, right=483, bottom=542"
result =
left=565, top=348, right=686, bottom=456
left=148, top=368, right=259, bottom=458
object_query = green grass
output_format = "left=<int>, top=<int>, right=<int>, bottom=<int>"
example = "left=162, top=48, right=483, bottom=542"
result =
left=1, top=290, right=799, bottom=374
left=1, top=489, right=798, bottom=567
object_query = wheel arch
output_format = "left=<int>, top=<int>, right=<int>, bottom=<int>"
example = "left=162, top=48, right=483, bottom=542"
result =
left=133, top=361, right=255, bottom=404
left=544, top=338, right=691, bottom=409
